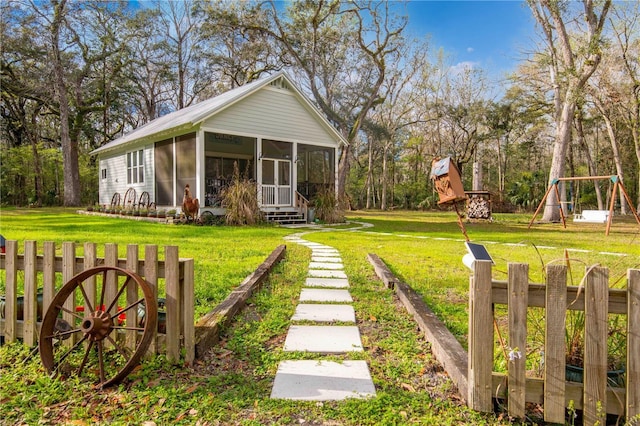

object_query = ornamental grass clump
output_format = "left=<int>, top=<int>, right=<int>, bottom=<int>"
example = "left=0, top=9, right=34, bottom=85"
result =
left=222, top=162, right=262, bottom=225
left=312, top=185, right=344, bottom=223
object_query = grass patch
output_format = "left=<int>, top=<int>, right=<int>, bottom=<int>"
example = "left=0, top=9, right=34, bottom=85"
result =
left=1, top=207, right=638, bottom=423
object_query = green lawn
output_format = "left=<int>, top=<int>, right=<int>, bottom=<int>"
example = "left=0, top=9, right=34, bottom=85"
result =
left=1, top=207, right=638, bottom=424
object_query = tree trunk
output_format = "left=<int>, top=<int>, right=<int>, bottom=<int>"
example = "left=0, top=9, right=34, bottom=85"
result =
left=600, top=112, right=628, bottom=214
left=575, top=110, right=603, bottom=209
left=381, top=142, right=388, bottom=210
left=472, top=153, right=483, bottom=191
left=542, top=100, right=574, bottom=222
left=51, top=0, right=81, bottom=206
left=365, top=141, right=373, bottom=209
left=337, top=143, right=351, bottom=209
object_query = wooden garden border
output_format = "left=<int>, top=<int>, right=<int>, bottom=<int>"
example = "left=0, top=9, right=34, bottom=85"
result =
left=194, top=244, right=286, bottom=358
left=367, top=253, right=469, bottom=399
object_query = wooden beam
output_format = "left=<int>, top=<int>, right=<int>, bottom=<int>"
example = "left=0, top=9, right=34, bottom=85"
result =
left=195, top=245, right=286, bottom=358
left=367, top=253, right=469, bottom=402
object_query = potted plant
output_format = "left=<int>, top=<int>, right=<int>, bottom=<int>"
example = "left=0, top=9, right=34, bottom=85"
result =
left=157, top=209, right=166, bottom=219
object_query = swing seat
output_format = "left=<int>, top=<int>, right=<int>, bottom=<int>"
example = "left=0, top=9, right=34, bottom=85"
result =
left=573, top=210, right=610, bottom=223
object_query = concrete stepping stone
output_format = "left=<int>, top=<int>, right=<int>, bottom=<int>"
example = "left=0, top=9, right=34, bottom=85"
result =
left=292, top=304, right=355, bottom=322
left=283, top=325, right=363, bottom=352
left=311, top=256, right=342, bottom=263
left=305, top=277, right=349, bottom=288
left=308, top=269, right=347, bottom=279
left=271, top=360, right=375, bottom=400
left=300, top=288, right=352, bottom=302
left=309, top=262, right=343, bottom=270
left=312, top=249, right=339, bottom=255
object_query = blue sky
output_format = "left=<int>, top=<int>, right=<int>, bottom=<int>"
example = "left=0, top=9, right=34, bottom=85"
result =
left=402, top=1, right=536, bottom=81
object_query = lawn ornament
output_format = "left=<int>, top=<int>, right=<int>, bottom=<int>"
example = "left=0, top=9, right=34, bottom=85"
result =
left=39, top=266, right=157, bottom=388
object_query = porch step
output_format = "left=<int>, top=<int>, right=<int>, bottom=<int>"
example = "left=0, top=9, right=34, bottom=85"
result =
left=265, top=211, right=306, bottom=225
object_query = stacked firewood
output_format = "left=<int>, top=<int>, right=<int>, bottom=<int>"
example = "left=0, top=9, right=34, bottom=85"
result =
left=467, top=196, right=491, bottom=220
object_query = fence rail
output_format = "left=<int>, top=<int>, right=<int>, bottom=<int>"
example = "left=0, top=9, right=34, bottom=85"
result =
left=468, top=261, right=639, bottom=423
left=0, top=240, right=194, bottom=364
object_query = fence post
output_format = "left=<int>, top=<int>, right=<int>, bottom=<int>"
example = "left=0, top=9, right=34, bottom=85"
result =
left=507, top=263, right=528, bottom=418
left=468, top=259, right=493, bottom=412
left=544, top=265, right=567, bottom=423
left=62, top=242, right=76, bottom=347
left=165, top=245, right=180, bottom=362
left=126, top=245, right=139, bottom=351
left=104, top=244, right=118, bottom=350
left=144, top=245, right=159, bottom=354
left=83, top=242, right=97, bottom=314
left=23, top=241, right=38, bottom=347
left=627, top=269, right=640, bottom=419
left=183, top=258, right=195, bottom=365
left=584, top=266, right=608, bottom=426
left=42, top=242, right=56, bottom=316
left=4, top=240, right=18, bottom=343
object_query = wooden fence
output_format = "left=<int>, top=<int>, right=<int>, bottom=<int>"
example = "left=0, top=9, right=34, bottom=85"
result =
left=468, top=261, right=639, bottom=424
left=0, top=240, right=194, bottom=364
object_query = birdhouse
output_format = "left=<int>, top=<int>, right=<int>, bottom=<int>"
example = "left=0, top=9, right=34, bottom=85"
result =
left=430, top=157, right=467, bottom=205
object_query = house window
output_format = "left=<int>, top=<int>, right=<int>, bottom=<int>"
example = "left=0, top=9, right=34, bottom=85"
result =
left=101, top=168, right=107, bottom=180
left=127, top=149, right=144, bottom=184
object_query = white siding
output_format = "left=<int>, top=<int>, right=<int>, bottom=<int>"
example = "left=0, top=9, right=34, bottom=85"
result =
left=203, top=87, right=338, bottom=147
left=98, top=145, right=155, bottom=206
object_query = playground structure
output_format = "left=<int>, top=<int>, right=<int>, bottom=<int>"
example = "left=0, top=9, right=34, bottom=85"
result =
left=528, top=175, right=640, bottom=235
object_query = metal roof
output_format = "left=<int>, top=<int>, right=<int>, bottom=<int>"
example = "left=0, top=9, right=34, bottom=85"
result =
left=91, top=72, right=346, bottom=155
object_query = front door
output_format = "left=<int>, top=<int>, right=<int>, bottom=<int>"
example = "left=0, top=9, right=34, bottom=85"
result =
left=261, top=159, right=291, bottom=206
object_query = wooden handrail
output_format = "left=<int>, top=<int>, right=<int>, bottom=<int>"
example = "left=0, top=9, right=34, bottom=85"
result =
left=294, top=191, right=309, bottom=218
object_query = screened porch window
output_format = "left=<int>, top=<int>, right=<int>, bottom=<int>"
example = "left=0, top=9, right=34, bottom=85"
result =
left=204, top=132, right=256, bottom=207
left=127, top=149, right=144, bottom=184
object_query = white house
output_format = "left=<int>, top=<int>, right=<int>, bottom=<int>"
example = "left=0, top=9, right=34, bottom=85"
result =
left=91, top=72, right=346, bottom=221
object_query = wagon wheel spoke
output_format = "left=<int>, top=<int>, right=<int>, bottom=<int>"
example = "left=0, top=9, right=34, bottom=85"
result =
left=42, top=326, right=82, bottom=340
left=105, top=275, right=133, bottom=314
left=77, top=282, right=95, bottom=313
left=99, top=269, right=108, bottom=309
left=76, top=340, right=95, bottom=377
left=56, top=304, right=85, bottom=321
left=104, top=334, right=132, bottom=361
left=52, top=334, right=89, bottom=374
left=112, top=297, right=145, bottom=321
left=112, top=326, right=145, bottom=332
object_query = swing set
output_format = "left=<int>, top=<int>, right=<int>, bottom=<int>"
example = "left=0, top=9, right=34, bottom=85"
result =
left=528, top=175, right=640, bottom=235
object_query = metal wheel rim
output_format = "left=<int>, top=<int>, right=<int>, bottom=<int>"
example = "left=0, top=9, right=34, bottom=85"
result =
left=39, top=266, right=158, bottom=388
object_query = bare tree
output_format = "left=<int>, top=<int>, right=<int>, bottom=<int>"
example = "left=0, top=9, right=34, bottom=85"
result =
left=527, top=0, right=611, bottom=221
left=199, top=1, right=407, bottom=201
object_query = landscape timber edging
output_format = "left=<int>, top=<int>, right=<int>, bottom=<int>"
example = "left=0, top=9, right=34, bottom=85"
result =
left=194, top=244, right=286, bottom=358
left=367, top=253, right=469, bottom=401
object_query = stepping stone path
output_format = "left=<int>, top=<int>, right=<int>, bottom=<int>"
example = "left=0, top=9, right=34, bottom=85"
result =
left=271, top=236, right=376, bottom=401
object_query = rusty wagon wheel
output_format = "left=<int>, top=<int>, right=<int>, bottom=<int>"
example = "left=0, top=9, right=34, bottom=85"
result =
left=39, top=266, right=157, bottom=389
left=110, top=192, right=121, bottom=208
left=123, top=187, right=137, bottom=208
left=138, top=191, right=151, bottom=209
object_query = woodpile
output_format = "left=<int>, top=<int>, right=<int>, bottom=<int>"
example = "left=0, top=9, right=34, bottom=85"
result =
left=467, top=196, right=491, bottom=220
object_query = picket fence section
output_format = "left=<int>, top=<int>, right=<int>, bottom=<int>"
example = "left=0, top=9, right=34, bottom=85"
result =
left=468, top=261, right=639, bottom=424
left=0, top=240, right=194, bottom=364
